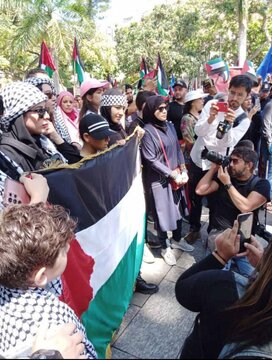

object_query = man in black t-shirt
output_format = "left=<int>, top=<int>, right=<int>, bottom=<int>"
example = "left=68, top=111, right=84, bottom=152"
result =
left=196, top=146, right=270, bottom=252
left=168, top=79, right=187, bottom=140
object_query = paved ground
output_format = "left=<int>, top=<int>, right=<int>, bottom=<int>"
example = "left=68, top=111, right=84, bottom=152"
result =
left=111, top=206, right=272, bottom=359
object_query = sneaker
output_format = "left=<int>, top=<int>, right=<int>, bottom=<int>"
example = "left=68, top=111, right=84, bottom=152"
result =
left=143, top=244, right=155, bottom=264
left=161, top=247, right=176, bottom=266
left=184, top=231, right=201, bottom=244
left=170, top=239, right=194, bottom=252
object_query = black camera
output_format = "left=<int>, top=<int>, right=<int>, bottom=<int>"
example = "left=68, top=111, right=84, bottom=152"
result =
left=201, top=147, right=230, bottom=168
left=216, top=120, right=232, bottom=139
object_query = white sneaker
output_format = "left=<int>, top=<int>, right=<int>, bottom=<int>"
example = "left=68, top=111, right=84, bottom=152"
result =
left=143, top=244, right=155, bottom=264
left=170, top=239, right=194, bottom=252
left=161, top=247, right=176, bottom=266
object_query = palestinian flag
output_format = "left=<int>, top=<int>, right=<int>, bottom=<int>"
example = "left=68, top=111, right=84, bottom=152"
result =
left=140, top=56, right=148, bottom=78
left=242, top=60, right=258, bottom=83
left=43, top=135, right=145, bottom=359
left=72, top=37, right=86, bottom=85
left=156, top=53, right=169, bottom=97
left=39, top=40, right=56, bottom=78
left=205, top=57, right=229, bottom=82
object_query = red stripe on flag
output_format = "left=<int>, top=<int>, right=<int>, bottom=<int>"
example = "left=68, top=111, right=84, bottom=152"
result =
left=40, top=41, right=56, bottom=70
left=60, top=239, right=94, bottom=318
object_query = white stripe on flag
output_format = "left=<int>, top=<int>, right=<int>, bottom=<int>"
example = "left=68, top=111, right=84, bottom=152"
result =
left=76, top=170, right=145, bottom=296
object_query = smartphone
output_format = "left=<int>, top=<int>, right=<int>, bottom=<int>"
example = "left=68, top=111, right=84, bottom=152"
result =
left=237, top=212, right=253, bottom=253
left=3, top=178, right=30, bottom=207
left=217, top=102, right=228, bottom=112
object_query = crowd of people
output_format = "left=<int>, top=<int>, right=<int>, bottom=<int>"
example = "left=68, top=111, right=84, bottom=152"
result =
left=0, top=67, right=272, bottom=359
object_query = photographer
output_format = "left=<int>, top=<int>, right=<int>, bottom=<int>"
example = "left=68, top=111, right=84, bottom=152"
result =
left=185, top=75, right=252, bottom=244
left=196, top=146, right=270, bottom=275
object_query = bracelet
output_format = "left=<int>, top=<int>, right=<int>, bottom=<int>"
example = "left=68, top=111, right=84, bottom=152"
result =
left=214, top=249, right=227, bottom=264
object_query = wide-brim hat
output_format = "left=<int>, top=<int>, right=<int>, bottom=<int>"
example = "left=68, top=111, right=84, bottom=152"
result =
left=80, top=78, right=110, bottom=98
left=184, top=89, right=208, bottom=103
left=79, top=113, right=116, bottom=140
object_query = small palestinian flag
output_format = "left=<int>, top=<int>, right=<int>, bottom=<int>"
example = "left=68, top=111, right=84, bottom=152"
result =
left=205, top=57, right=229, bottom=82
left=72, top=37, right=86, bottom=85
left=242, top=60, right=258, bottom=83
left=39, top=40, right=56, bottom=78
left=156, top=53, right=169, bottom=97
left=140, top=57, right=148, bottom=78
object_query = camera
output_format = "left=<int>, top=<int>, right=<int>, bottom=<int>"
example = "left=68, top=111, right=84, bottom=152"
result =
left=216, top=120, right=232, bottom=139
left=201, top=147, right=230, bottom=168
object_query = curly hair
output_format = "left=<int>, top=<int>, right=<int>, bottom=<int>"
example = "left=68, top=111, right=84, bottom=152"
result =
left=0, top=203, right=77, bottom=289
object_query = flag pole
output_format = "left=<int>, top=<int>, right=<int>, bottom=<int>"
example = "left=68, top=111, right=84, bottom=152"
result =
left=73, top=37, right=77, bottom=95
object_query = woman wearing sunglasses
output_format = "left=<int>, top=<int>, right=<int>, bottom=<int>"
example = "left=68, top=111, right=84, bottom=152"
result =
left=140, top=95, right=194, bottom=266
left=0, top=82, right=81, bottom=172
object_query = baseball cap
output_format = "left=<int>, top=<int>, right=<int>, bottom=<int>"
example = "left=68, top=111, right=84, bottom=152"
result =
left=79, top=113, right=116, bottom=140
left=261, top=82, right=271, bottom=92
left=202, top=78, right=215, bottom=88
left=173, top=79, right=187, bottom=89
left=184, top=89, right=208, bottom=103
left=80, top=78, right=110, bottom=98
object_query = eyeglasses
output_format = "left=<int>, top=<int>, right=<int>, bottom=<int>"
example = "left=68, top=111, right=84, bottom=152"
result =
left=157, top=105, right=168, bottom=113
left=228, top=90, right=245, bottom=99
left=27, top=108, right=49, bottom=118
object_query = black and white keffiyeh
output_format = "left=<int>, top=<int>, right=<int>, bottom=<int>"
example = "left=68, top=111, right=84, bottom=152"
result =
left=1, top=82, right=47, bottom=132
left=24, top=78, right=72, bottom=143
left=100, top=94, right=127, bottom=108
left=24, top=77, right=56, bottom=96
left=0, top=278, right=97, bottom=359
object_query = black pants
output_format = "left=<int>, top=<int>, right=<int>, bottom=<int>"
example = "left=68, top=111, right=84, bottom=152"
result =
left=188, top=160, right=206, bottom=232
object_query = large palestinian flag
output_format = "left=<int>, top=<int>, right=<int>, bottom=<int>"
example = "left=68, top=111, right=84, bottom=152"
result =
left=43, top=135, right=145, bottom=358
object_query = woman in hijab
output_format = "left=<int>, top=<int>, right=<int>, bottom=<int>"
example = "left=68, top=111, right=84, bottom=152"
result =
left=141, top=95, right=194, bottom=266
left=25, top=77, right=71, bottom=143
left=0, top=82, right=81, bottom=172
left=57, top=91, right=82, bottom=149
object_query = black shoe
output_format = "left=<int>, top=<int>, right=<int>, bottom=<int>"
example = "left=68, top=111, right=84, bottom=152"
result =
left=147, top=236, right=162, bottom=249
left=135, top=276, right=159, bottom=295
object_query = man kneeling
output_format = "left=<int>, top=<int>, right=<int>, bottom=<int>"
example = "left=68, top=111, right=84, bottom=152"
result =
left=196, top=146, right=270, bottom=275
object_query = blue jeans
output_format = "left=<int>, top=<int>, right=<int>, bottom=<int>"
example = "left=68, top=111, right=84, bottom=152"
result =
left=223, top=256, right=255, bottom=277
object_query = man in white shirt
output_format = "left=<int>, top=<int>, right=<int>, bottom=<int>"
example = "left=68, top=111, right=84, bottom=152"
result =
left=185, top=75, right=252, bottom=244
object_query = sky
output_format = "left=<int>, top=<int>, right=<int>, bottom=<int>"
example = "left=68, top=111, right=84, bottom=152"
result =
left=97, top=0, right=173, bottom=35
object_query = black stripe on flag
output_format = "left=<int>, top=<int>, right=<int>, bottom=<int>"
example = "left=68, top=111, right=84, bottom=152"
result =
left=44, top=136, right=139, bottom=232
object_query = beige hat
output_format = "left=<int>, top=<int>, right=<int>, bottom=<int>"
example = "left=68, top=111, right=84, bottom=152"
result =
left=184, top=89, right=208, bottom=103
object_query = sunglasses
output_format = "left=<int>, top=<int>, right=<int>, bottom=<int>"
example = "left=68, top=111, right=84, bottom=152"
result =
left=27, top=108, right=49, bottom=118
left=44, top=92, right=54, bottom=100
left=157, top=105, right=168, bottom=113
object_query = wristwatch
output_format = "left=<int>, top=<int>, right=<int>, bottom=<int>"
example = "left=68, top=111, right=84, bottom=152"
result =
left=224, top=183, right=233, bottom=190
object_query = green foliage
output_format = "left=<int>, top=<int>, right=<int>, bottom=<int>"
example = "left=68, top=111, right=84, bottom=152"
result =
left=115, top=0, right=272, bottom=83
left=0, top=0, right=112, bottom=86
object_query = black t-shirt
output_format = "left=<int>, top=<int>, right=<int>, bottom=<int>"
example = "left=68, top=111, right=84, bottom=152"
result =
left=167, top=101, right=184, bottom=140
left=212, top=175, right=271, bottom=232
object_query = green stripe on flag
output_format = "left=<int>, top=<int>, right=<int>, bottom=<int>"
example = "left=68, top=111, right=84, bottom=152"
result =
left=82, top=216, right=145, bottom=359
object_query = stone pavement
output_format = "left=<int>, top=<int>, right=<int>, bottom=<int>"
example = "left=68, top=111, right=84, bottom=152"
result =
left=111, top=207, right=272, bottom=359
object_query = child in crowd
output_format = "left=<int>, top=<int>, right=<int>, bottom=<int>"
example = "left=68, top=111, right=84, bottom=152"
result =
left=0, top=203, right=97, bottom=359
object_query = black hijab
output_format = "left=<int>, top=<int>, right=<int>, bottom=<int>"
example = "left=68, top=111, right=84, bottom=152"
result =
left=142, top=95, right=167, bottom=130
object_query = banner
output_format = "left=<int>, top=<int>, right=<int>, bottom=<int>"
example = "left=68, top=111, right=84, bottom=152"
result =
left=44, top=135, right=145, bottom=358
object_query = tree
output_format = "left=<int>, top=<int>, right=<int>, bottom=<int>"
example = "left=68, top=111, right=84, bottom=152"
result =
left=0, top=0, right=113, bottom=85
left=114, top=0, right=272, bottom=84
